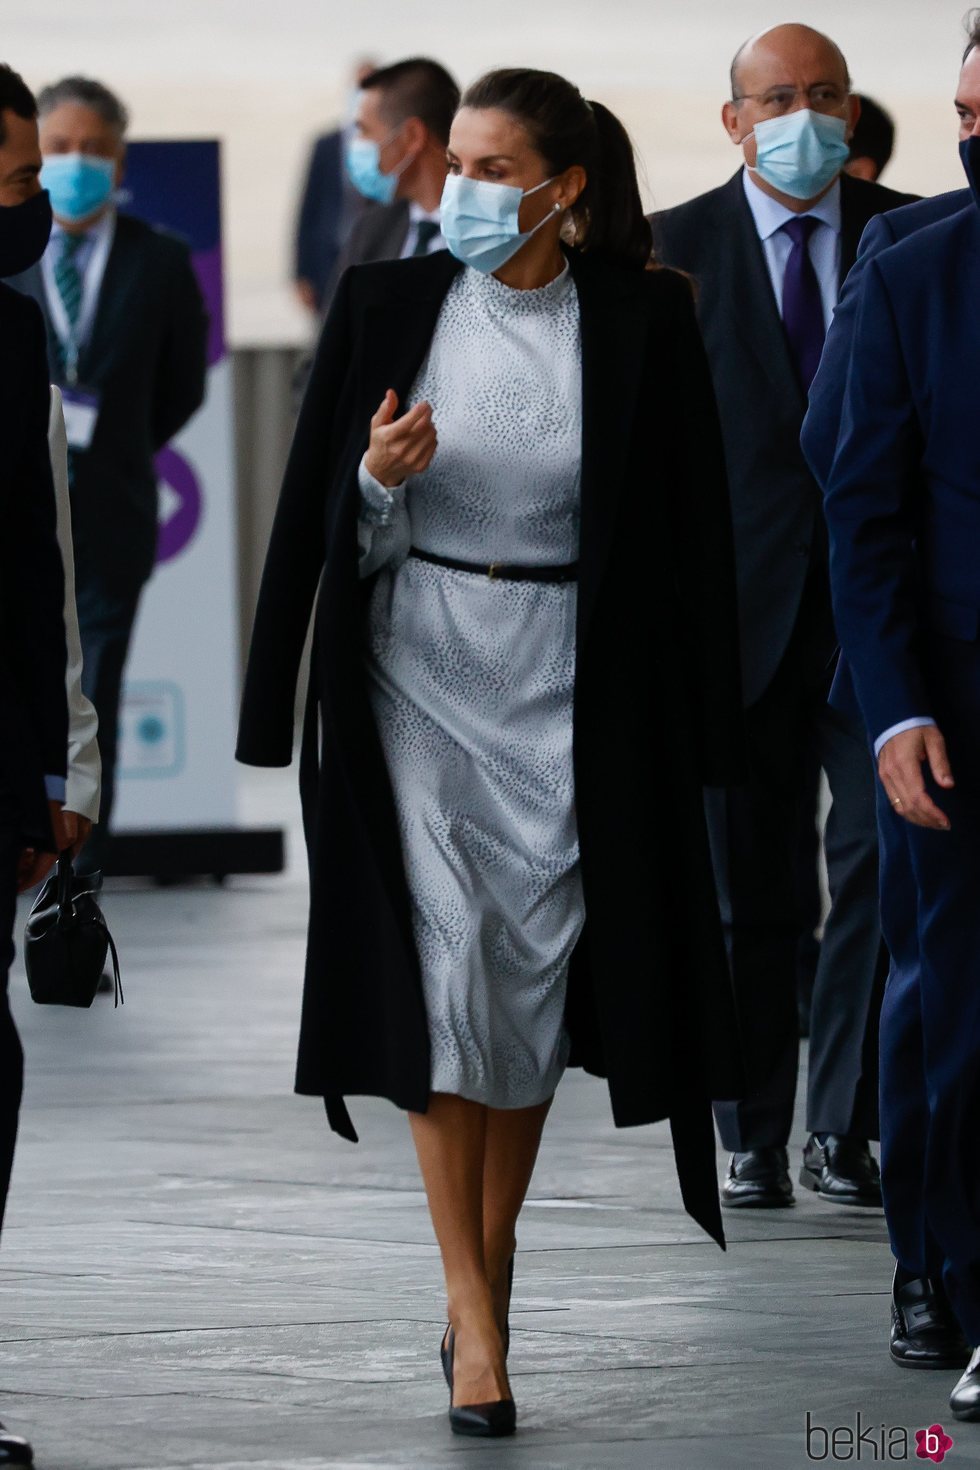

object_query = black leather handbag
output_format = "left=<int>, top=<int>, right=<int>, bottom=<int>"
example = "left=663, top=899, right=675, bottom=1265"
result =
left=24, top=855, right=123, bottom=1008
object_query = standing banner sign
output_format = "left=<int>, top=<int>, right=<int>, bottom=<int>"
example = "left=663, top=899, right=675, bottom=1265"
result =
left=111, top=141, right=282, bottom=877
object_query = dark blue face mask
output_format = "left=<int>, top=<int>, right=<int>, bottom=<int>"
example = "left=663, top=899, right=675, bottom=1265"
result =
left=0, top=188, right=53, bottom=277
left=959, top=136, right=980, bottom=208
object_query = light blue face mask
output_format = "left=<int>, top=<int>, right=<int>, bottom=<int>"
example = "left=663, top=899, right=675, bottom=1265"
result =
left=439, top=174, right=561, bottom=274
left=749, top=109, right=850, bottom=200
left=40, top=153, right=116, bottom=224
left=345, top=129, right=408, bottom=205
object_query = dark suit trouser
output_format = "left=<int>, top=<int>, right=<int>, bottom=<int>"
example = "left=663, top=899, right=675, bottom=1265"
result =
left=710, top=582, right=887, bottom=1151
left=73, top=573, right=144, bottom=877
left=0, top=789, right=24, bottom=1239
left=878, top=634, right=980, bottom=1345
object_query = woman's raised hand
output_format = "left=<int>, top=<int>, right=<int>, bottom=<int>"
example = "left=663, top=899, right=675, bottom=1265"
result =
left=364, top=389, right=438, bottom=489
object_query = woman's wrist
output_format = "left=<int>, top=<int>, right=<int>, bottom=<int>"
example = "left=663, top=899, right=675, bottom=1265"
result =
left=363, top=453, right=403, bottom=490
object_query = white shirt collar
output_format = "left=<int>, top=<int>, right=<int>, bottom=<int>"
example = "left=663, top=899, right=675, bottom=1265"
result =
left=408, top=200, right=442, bottom=226
left=50, top=205, right=117, bottom=250
left=741, top=166, right=841, bottom=241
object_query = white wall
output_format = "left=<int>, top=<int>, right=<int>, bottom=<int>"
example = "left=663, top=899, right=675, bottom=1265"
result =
left=6, top=0, right=973, bottom=346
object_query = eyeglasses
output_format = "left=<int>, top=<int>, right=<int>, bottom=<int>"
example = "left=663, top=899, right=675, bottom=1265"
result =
left=733, top=84, right=849, bottom=118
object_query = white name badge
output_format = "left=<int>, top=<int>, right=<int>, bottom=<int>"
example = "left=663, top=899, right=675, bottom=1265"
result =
left=61, top=388, right=101, bottom=451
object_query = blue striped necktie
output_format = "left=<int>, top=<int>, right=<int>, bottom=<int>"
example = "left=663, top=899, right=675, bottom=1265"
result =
left=54, top=232, right=86, bottom=377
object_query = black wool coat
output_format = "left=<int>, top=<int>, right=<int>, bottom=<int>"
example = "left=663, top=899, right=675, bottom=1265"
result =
left=237, top=247, right=747, bottom=1248
left=0, top=283, right=68, bottom=848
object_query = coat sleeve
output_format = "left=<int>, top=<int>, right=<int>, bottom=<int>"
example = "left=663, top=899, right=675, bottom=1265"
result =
left=10, top=296, right=69, bottom=787
left=48, top=388, right=102, bottom=821
left=801, top=212, right=895, bottom=490
left=151, top=241, right=209, bottom=451
left=823, top=258, right=926, bottom=744
left=236, top=268, right=355, bottom=767
left=659, top=271, right=745, bottom=785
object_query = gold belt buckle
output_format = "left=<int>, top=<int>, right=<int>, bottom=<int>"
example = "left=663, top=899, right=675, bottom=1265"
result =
left=487, top=562, right=499, bottom=580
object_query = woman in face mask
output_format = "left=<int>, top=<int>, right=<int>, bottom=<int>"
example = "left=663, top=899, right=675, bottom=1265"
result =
left=238, top=67, right=745, bottom=1439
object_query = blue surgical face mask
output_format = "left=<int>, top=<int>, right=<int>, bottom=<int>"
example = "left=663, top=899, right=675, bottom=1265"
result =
left=439, top=174, right=561, bottom=274
left=345, top=129, right=409, bottom=205
left=960, top=136, right=980, bottom=210
left=40, top=153, right=116, bottom=224
left=748, top=109, right=850, bottom=201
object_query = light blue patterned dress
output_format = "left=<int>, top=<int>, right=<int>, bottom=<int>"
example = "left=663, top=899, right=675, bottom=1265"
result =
left=357, top=263, right=584, bottom=1108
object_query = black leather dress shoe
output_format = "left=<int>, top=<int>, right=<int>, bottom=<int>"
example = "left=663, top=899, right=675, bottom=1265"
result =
left=0, top=1420, right=33, bottom=1466
left=890, top=1268, right=971, bottom=1370
left=721, top=1147, right=794, bottom=1208
left=799, top=1134, right=883, bottom=1207
left=951, top=1347, right=980, bottom=1419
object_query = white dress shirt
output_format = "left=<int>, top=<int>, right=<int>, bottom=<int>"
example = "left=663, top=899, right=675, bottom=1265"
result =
left=41, top=208, right=116, bottom=374
left=741, top=167, right=841, bottom=330
left=399, top=202, right=445, bottom=260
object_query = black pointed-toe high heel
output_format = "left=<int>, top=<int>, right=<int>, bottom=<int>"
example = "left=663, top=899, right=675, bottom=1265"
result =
left=440, top=1250, right=515, bottom=1387
left=443, top=1318, right=516, bottom=1438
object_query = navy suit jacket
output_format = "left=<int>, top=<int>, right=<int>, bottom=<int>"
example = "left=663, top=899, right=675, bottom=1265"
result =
left=802, top=188, right=971, bottom=489
left=824, top=203, right=980, bottom=745
left=801, top=189, right=971, bottom=721
left=294, top=129, right=367, bottom=309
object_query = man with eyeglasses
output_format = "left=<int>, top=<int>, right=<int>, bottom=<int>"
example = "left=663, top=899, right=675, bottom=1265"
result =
left=650, top=25, right=915, bottom=1213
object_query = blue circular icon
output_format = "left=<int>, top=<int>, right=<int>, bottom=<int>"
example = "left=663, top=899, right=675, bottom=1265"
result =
left=138, top=715, right=166, bottom=745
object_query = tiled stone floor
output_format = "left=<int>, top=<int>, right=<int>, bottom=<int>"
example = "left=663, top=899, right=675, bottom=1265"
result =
left=0, top=770, right=972, bottom=1469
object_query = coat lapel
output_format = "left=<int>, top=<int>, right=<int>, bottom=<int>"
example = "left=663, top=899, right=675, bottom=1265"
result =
left=718, top=172, right=805, bottom=414
left=5, top=264, right=58, bottom=379
left=78, top=217, right=142, bottom=382
left=569, top=251, right=646, bottom=641
left=838, top=172, right=897, bottom=285
left=359, top=251, right=462, bottom=414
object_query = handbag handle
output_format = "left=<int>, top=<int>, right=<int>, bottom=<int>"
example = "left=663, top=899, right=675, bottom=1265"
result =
left=55, top=851, right=76, bottom=924
left=50, top=854, right=124, bottom=1007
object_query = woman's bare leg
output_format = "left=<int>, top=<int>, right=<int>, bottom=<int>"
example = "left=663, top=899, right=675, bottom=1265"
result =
left=482, top=1097, right=554, bottom=1333
left=408, top=1093, right=509, bottom=1406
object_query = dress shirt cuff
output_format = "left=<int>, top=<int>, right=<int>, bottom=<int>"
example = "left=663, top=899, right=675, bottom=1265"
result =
left=44, top=775, right=67, bottom=803
left=358, top=456, right=406, bottom=527
left=873, top=717, right=937, bottom=759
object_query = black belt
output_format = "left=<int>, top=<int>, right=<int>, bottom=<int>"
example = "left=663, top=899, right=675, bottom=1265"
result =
left=408, top=547, right=579, bottom=583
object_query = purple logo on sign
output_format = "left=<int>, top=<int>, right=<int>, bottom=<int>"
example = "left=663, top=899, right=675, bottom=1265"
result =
left=155, top=446, right=203, bottom=564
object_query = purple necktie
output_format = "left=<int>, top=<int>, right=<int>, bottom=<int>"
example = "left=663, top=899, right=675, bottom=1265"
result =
left=780, top=216, right=824, bottom=392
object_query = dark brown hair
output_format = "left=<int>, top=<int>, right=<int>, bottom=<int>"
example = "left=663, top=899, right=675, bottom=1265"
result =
left=460, top=68, right=653, bottom=271
left=362, top=58, right=460, bottom=148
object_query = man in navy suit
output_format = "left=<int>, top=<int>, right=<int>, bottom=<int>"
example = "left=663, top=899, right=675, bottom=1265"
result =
left=293, top=59, right=377, bottom=314
left=804, top=19, right=978, bottom=1392
left=823, top=22, right=980, bottom=1423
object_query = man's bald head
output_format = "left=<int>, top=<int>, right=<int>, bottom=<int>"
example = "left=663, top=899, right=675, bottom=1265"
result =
left=730, top=23, right=851, bottom=101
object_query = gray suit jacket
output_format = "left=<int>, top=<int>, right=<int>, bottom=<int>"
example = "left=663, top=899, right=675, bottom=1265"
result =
left=320, top=201, right=411, bottom=315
